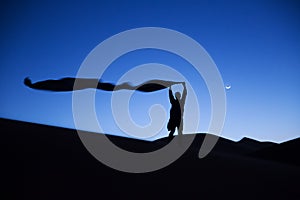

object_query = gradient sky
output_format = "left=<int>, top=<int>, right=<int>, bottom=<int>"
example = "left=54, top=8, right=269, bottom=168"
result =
left=1, top=0, right=299, bottom=142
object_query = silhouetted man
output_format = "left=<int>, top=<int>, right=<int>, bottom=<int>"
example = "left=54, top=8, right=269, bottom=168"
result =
left=167, top=82, right=187, bottom=137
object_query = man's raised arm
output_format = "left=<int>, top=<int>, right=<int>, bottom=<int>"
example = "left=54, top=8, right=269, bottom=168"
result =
left=182, top=82, right=187, bottom=103
left=169, top=87, right=175, bottom=104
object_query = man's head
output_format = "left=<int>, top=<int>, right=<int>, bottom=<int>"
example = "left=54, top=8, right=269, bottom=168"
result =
left=175, top=92, right=181, bottom=100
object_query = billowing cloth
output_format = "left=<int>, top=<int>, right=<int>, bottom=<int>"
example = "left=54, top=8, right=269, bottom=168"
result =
left=24, top=77, right=182, bottom=92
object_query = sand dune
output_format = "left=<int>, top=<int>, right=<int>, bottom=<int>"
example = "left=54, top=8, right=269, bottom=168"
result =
left=2, top=118, right=299, bottom=199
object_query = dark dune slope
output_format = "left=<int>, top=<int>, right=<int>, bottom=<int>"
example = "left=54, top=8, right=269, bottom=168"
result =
left=251, top=137, right=300, bottom=166
left=2, top=118, right=299, bottom=199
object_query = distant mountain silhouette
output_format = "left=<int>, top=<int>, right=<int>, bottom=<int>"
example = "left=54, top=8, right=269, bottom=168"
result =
left=250, top=138, right=300, bottom=166
left=2, top=118, right=299, bottom=199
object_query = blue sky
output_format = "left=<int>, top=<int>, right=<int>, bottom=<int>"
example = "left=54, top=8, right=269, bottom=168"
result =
left=1, top=0, right=299, bottom=142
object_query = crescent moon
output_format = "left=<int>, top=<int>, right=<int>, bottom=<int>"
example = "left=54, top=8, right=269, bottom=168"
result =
left=225, top=85, right=231, bottom=90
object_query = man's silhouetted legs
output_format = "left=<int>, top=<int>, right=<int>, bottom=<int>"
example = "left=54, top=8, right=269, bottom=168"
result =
left=168, top=129, right=175, bottom=138
left=178, top=121, right=183, bottom=136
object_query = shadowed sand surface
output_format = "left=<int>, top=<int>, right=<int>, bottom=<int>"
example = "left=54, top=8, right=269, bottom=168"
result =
left=2, top=118, right=299, bottom=199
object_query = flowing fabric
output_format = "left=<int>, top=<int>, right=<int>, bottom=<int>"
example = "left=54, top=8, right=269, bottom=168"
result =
left=24, top=77, right=182, bottom=92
